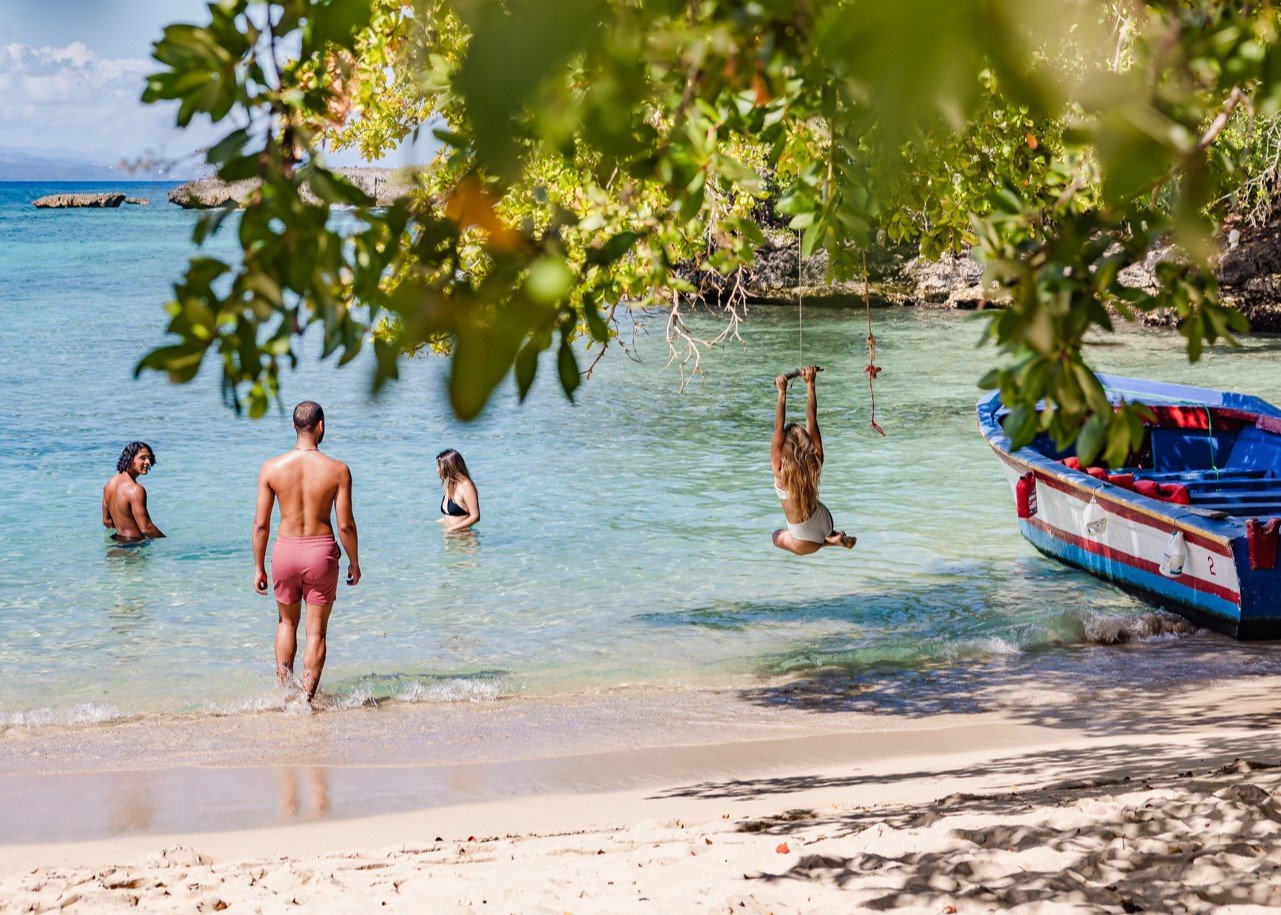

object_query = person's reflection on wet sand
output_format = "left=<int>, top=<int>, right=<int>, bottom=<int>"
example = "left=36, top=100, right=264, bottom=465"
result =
left=107, top=776, right=156, bottom=834
left=277, top=766, right=331, bottom=821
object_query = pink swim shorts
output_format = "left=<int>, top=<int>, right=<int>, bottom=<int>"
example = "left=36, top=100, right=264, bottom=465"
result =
left=271, top=535, right=341, bottom=606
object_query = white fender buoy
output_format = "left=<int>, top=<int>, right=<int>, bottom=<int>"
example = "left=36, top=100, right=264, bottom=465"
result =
left=1083, top=495, right=1108, bottom=537
left=1160, top=531, right=1187, bottom=578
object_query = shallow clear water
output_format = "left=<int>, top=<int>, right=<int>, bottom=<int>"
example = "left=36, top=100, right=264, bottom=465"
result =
left=3, top=181, right=1281, bottom=729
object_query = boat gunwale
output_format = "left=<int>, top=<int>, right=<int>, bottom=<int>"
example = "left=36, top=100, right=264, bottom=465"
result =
left=976, top=388, right=1241, bottom=549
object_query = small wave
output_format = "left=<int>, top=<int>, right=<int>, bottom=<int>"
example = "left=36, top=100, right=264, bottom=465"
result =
left=392, top=677, right=506, bottom=704
left=1080, top=610, right=1200, bottom=644
left=323, top=674, right=508, bottom=708
left=0, top=702, right=125, bottom=729
left=200, top=689, right=297, bottom=717
left=958, top=636, right=1023, bottom=656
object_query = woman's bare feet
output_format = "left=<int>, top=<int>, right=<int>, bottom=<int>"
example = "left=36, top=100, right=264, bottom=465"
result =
left=825, top=530, right=857, bottom=549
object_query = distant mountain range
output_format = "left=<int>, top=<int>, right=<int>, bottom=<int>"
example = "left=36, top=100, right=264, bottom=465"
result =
left=0, top=147, right=196, bottom=182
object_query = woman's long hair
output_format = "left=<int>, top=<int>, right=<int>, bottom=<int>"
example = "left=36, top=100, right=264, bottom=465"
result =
left=779, top=424, right=821, bottom=519
left=436, top=449, right=472, bottom=496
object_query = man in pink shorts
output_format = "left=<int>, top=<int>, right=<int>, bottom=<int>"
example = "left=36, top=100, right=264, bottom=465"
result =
left=252, top=401, right=361, bottom=705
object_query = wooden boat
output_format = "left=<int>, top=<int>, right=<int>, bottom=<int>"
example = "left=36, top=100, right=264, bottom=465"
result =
left=978, top=375, right=1281, bottom=639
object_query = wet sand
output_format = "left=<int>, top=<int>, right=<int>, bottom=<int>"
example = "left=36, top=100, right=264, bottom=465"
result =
left=5, top=674, right=1281, bottom=910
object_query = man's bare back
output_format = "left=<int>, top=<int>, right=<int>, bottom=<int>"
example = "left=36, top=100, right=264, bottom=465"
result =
left=257, top=449, right=350, bottom=539
left=102, top=442, right=164, bottom=543
left=252, top=401, right=360, bottom=704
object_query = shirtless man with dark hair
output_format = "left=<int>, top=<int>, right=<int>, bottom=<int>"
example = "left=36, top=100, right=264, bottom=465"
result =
left=102, top=441, right=165, bottom=542
left=253, top=401, right=361, bottom=705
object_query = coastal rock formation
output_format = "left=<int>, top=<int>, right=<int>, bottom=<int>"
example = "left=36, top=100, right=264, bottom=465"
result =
left=168, top=167, right=418, bottom=208
left=125, top=197, right=149, bottom=205
left=682, top=235, right=997, bottom=310
left=167, top=176, right=257, bottom=209
left=1216, top=221, right=1281, bottom=332
left=689, top=220, right=1281, bottom=331
left=32, top=193, right=126, bottom=209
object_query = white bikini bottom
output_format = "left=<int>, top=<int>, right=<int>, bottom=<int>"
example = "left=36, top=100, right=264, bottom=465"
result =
left=786, top=502, right=834, bottom=544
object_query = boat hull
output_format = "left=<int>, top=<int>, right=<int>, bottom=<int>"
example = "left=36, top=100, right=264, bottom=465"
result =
left=978, top=380, right=1281, bottom=640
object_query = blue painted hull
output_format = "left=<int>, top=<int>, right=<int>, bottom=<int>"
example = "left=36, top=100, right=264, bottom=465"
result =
left=979, top=375, right=1281, bottom=640
left=1018, top=518, right=1244, bottom=629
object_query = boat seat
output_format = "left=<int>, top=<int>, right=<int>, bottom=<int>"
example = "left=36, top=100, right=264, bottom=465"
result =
left=1193, top=501, right=1281, bottom=516
left=1192, top=490, right=1281, bottom=503
left=1226, top=425, right=1281, bottom=472
left=1129, top=468, right=1269, bottom=482
left=1184, top=479, right=1281, bottom=493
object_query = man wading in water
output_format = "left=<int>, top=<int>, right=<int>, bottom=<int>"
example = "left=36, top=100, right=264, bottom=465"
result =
left=253, top=401, right=361, bottom=706
left=102, top=441, right=165, bottom=543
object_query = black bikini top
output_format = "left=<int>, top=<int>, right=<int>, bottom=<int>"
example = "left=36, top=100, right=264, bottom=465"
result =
left=441, top=493, right=467, bottom=517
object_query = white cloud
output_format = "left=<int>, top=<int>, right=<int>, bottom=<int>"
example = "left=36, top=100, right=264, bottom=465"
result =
left=0, top=40, right=219, bottom=163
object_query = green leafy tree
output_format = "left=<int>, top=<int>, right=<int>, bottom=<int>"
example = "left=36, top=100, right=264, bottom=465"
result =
left=141, top=0, right=1281, bottom=464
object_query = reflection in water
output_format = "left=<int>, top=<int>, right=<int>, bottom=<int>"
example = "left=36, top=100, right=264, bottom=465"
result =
left=277, top=766, right=331, bottom=821
left=107, top=777, right=156, bottom=834
left=442, top=528, right=480, bottom=562
left=104, top=538, right=152, bottom=566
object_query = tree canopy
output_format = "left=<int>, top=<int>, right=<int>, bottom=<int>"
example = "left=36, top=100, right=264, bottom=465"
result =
left=141, top=0, right=1281, bottom=463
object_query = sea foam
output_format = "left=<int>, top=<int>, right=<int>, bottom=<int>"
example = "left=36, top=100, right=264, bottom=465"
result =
left=0, top=702, right=124, bottom=729
left=1079, top=610, right=1200, bottom=644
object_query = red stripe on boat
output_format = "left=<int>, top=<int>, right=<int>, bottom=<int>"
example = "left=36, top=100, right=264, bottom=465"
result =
left=1025, top=518, right=1241, bottom=605
left=1032, top=472, right=1232, bottom=557
left=995, top=452, right=1234, bottom=558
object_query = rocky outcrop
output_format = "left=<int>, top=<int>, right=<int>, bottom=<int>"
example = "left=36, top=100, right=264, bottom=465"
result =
left=1216, top=222, right=1281, bottom=332
left=125, top=197, right=149, bottom=205
left=690, top=221, right=1281, bottom=331
left=167, top=177, right=257, bottom=209
left=33, top=193, right=126, bottom=208
left=683, top=234, right=1002, bottom=310
left=168, top=167, right=418, bottom=209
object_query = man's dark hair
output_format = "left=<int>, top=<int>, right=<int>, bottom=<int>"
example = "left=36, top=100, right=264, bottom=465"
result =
left=293, top=401, right=325, bottom=432
left=117, top=441, right=155, bottom=473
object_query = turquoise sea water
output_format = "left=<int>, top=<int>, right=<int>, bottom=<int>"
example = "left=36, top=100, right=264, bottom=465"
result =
left=3, top=180, right=1281, bottom=729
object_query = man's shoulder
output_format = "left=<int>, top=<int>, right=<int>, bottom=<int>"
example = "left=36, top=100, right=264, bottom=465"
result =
left=260, top=451, right=294, bottom=470
left=322, top=453, right=350, bottom=474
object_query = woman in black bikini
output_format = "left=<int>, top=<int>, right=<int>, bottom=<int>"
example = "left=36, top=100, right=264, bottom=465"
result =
left=437, top=449, right=480, bottom=533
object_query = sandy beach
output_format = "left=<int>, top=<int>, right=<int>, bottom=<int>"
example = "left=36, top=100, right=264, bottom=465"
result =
left=6, top=672, right=1281, bottom=913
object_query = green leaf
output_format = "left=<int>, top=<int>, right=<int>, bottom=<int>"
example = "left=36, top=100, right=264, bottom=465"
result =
left=458, top=0, right=605, bottom=180
left=1076, top=414, right=1107, bottom=467
left=586, top=231, right=639, bottom=266
left=526, top=257, right=575, bottom=304
left=306, top=0, right=374, bottom=50
left=557, top=337, right=580, bottom=399
left=206, top=126, right=252, bottom=165
left=515, top=340, right=539, bottom=401
left=583, top=300, right=610, bottom=342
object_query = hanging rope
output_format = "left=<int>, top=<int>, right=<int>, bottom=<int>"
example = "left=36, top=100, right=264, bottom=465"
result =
left=782, top=234, right=821, bottom=384
left=797, top=229, right=804, bottom=370
left=863, top=251, right=886, bottom=437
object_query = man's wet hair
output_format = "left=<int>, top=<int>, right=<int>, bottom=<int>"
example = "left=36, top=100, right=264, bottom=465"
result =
left=293, top=401, right=325, bottom=432
left=116, top=441, right=155, bottom=473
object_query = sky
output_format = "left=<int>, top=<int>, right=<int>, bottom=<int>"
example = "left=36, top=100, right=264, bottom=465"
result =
left=0, top=0, right=415, bottom=170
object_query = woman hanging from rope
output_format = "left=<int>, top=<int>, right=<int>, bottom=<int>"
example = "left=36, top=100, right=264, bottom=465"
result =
left=771, top=366, right=857, bottom=555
